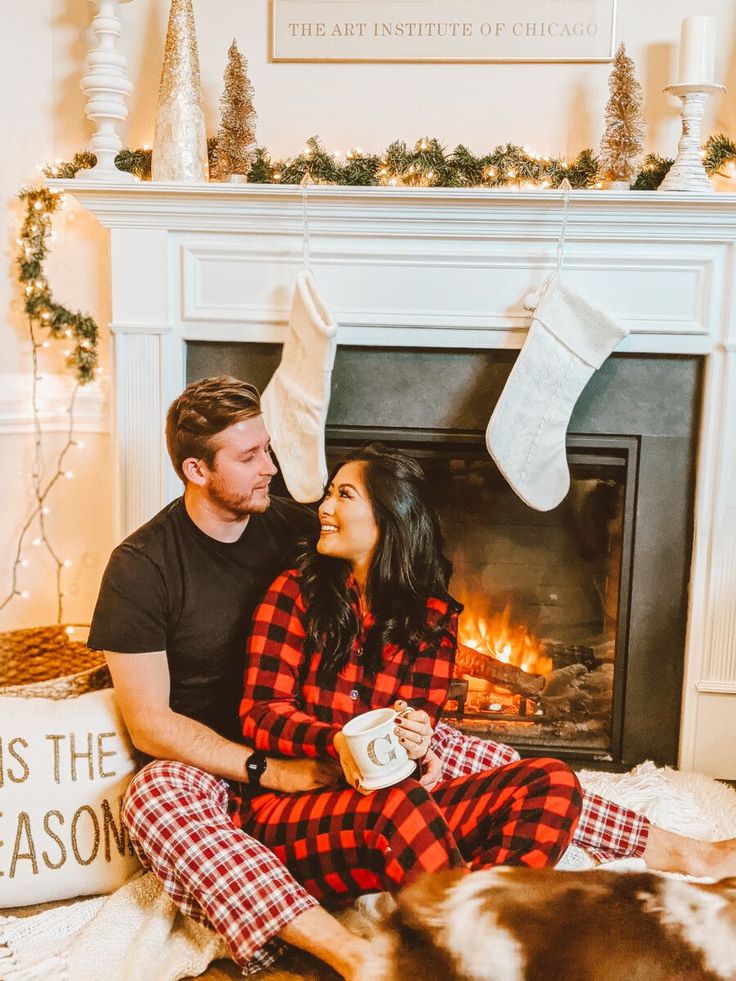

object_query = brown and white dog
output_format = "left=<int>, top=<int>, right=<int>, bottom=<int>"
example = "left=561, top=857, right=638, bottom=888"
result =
left=358, top=868, right=736, bottom=981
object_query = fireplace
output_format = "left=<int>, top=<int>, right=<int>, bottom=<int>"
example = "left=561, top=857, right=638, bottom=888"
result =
left=326, top=435, right=634, bottom=763
left=187, top=342, right=701, bottom=769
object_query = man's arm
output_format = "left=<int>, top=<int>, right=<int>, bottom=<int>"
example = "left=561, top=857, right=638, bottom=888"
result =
left=105, top=650, right=340, bottom=793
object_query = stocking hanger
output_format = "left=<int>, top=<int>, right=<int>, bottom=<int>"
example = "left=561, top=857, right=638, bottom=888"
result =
left=555, top=178, right=572, bottom=276
left=301, top=173, right=312, bottom=273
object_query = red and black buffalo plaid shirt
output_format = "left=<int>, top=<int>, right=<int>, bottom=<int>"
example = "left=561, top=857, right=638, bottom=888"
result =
left=240, top=569, right=458, bottom=759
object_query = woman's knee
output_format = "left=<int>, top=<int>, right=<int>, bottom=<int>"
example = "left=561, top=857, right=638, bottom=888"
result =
left=520, top=757, right=582, bottom=811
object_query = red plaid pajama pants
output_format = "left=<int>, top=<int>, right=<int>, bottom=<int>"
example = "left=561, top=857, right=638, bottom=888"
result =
left=234, top=756, right=582, bottom=903
left=122, top=728, right=648, bottom=973
left=432, top=723, right=650, bottom=862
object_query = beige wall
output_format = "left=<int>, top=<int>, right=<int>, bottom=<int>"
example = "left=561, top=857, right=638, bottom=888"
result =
left=1, top=0, right=736, bottom=630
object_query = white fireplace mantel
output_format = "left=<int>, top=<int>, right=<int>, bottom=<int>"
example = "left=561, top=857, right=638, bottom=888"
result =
left=55, top=181, right=736, bottom=777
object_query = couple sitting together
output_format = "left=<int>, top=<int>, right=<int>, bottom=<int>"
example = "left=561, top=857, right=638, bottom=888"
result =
left=88, top=375, right=736, bottom=980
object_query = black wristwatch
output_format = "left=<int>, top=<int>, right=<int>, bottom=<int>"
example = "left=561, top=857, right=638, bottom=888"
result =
left=245, top=750, right=268, bottom=788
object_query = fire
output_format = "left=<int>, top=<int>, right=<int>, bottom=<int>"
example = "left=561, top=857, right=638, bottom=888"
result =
left=459, top=605, right=553, bottom=676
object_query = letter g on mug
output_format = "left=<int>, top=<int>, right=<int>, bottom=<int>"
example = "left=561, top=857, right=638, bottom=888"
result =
left=341, top=707, right=416, bottom=789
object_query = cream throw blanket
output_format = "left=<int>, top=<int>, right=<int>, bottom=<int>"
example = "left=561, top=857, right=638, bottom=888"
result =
left=2, top=762, right=735, bottom=981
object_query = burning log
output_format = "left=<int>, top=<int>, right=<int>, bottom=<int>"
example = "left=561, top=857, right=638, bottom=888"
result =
left=456, top=643, right=544, bottom=698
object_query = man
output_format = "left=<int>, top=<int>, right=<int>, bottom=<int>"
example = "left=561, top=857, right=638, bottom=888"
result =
left=88, top=376, right=372, bottom=978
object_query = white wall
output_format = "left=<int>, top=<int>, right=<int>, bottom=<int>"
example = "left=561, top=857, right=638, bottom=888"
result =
left=1, top=0, right=736, bottom=630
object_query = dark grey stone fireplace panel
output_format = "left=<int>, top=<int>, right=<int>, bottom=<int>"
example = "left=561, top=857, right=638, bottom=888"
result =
left=187, top=345, right=702, bottom=767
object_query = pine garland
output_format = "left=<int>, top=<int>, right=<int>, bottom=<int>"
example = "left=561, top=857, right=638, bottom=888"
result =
left=17, top=184, right=98, bottom=384
left=17, top=130, right=736, bottom=392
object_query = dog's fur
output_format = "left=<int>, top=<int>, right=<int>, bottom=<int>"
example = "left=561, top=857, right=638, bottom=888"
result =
left=358, top=868, right=736, bottom=981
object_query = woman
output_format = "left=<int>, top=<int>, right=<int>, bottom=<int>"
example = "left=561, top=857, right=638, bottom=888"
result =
left=237, top=445, right=582, bottom=903
left=239, top=445, right=736, bottom=900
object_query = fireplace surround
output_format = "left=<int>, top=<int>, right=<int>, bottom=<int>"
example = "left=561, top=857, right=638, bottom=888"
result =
left=54, top=181, right=736, bottom=777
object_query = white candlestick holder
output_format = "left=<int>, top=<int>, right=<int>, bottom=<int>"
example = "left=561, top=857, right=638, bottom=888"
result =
left=659, top=83, right=725, bottom=193
left=80, top=0, right=138, bottom=182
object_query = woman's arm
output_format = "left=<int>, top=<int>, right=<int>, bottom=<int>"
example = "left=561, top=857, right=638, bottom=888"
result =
left=240, top=570, right=342, bottom=759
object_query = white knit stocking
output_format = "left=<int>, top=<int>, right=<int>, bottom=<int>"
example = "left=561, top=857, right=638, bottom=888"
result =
left=486, top=277, right=629, bottom=511
left=261, top=271, right=338, bottom=503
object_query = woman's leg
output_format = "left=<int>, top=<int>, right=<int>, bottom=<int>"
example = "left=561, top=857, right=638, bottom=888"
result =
left=432, top=725, right=736, bottom=875
left=432, top=723, right=650, bottom=863
left=123, top=760, right=367, bottom=977
left=431, top=757, right=582, bottom=868
left=242, top=779, right=466, bottom=903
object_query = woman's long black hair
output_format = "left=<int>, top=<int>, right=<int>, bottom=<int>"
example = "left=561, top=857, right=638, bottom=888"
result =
left=297, top=444, right=462, bottom=681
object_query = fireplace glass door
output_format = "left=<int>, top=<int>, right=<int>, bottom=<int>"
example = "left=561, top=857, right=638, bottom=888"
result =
left=328, top=435, right=635, bottom=762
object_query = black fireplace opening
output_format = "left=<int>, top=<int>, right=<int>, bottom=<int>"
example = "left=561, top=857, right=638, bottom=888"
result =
left=326, top=432, right=636, bottom=765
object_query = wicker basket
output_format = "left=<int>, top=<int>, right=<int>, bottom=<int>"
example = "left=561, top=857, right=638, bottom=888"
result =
left=0, top=624, right=111, bottom=699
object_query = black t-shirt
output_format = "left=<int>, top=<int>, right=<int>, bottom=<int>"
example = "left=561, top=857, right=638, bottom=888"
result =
left=88, top=496, right=317, bottom=741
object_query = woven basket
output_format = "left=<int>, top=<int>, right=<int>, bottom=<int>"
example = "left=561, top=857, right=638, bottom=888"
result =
left=0, top=624, right=111, bottom=699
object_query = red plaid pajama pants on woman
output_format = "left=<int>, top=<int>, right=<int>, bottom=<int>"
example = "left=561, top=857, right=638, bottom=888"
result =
left=122, top=727, right=649, bottom=973
left=432, top=723, right=649, bottom=863
left=233, top=756, right=582, bottom=903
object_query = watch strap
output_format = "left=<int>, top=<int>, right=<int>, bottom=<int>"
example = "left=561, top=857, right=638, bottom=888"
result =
left=245, top=750, right=268, bottom=788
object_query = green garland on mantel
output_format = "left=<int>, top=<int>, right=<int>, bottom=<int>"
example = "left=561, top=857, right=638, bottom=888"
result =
left=18, top=132, right=736, bottom=383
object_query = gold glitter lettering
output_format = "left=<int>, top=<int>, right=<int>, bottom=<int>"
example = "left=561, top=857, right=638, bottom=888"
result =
left=102, top=797, right=129, bottom=860
left=97, top=732, right=118, bottom=778
left=7, top=738, right=30, bottom=784
left=42, top=810, right=67, bottom=870
left=71, top=805, right=100, bottom=865
left=46, top=734, right=65, bottom=783
left=10, top=812, right=38, bottom=877
left=70, top=732, right=95, bottom=782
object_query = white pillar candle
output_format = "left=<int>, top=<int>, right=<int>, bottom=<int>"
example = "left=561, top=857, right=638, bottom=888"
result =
left=678, top=16, right=716, bottom=85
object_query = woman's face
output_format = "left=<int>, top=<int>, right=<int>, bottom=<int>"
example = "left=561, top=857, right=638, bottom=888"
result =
left=317, top=461, right=380, bottom=569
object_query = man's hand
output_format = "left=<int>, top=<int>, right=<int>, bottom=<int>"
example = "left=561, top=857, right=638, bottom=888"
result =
left=393, top=700, right=433, bottom=760
left=262, top=756, right=342, bottom=794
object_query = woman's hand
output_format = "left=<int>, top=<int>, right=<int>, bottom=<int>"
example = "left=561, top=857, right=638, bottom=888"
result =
left=416, top=748, right=442, bottom=793
left=393, top=700, right=433, bottom=760
left=333, top=730, right=373, bottom=796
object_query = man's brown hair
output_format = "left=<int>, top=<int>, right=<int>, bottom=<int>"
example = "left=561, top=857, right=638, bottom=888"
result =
left=166, top=375, right=261, bottom=481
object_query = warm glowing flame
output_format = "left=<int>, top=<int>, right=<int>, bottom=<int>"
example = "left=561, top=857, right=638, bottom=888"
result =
left=459, top=605, right=553, bottom=675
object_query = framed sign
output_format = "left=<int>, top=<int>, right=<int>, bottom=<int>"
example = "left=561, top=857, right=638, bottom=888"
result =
left=272, top=0, right=617, bottom=63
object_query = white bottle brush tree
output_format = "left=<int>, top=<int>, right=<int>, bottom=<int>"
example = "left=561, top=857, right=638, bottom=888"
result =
left=212, top=40, right=257, bottom=181
left=599, top=42, right=645, bottom=187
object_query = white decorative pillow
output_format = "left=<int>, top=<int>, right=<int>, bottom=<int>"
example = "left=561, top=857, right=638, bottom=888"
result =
left=0, top=688, right=141, bottom=907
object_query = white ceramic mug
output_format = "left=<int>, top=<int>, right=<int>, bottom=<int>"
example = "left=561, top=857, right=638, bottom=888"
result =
left=341, top=707, right=416, bottom=789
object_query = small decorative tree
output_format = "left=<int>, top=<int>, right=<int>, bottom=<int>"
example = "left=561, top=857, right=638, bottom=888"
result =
left=212, top=40, right=257, bottom=182
left=599, top=42, right=645, bottom=187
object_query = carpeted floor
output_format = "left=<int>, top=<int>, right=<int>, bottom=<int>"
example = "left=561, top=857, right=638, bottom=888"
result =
left=3, top=762, right=735, bottom=980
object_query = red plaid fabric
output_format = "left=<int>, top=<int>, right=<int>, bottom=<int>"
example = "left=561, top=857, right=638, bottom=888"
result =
left=122, top=760, right=318, bottom=975
left=240, top=569, right=457, bottom=758
left=431, top=722, right=649, bottom=862
left=237, top=758, right=582, bottom=902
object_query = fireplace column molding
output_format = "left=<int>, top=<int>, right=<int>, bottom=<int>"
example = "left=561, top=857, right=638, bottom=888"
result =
left=54, top=182, right=736, bottom=778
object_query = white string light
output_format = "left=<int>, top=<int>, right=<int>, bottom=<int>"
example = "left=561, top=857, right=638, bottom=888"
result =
left=0, top=316, right=82, bottom=622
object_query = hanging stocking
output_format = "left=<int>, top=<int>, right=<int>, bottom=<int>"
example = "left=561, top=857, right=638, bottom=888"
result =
left=261, top=270, right=337, bottom=503
left=486, top=276, right=629, bottom=511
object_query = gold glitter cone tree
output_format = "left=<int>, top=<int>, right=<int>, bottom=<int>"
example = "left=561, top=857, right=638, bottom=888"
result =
left=599, top=42, right=645, bottom=186
left=151, top=0, right=209, bottom=182
left=213, top=40, right=257, bottom=181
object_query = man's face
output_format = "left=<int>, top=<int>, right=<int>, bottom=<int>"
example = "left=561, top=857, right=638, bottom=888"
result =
left=201, top=415, right=278, bottom=519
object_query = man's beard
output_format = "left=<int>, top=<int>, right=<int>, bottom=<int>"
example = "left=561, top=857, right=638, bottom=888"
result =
left=208, top=474, right=271, bottom=520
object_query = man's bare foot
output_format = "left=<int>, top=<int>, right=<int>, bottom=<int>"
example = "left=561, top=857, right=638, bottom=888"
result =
left=279, top=905, right=372, bottom=979
left=643, top=827, right=736, bottom=878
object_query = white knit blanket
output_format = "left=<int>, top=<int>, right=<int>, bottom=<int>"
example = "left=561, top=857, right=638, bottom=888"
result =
left=1, top=761, right=735, bottom=981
